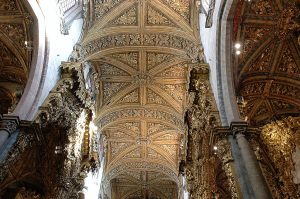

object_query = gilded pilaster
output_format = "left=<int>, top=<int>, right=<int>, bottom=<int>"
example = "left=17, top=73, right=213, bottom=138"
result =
left=215, top=138, right=239, bottom=199
left=184, top=64, right=221, bottom=199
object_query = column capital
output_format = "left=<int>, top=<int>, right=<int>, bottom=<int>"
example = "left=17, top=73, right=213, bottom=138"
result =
left=0, top=115, right=20, bottom=136
left=214, top=121, right=259, bottom=139
left=230, top=122, right=248, bottom=134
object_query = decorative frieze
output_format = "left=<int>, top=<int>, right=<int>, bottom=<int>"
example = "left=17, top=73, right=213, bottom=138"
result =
left=81, top=33, right=202, bottom=62
left=99, top=108, right=184, bottom=130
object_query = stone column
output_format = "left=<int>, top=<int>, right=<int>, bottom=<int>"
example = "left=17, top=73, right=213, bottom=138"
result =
left=235, top=129, right=272, bottom=199
left=0, top=115, right=20, bottom=149
left=215, top=126, right=255, bottom=199
left=228, top=135, right=255, bottom=199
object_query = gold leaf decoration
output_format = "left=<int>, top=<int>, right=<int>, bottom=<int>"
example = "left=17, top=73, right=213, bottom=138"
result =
left=112, top=5, right=137, bottom=25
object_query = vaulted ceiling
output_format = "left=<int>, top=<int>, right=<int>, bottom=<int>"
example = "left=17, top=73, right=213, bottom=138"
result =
left=0, top=0, right=33, bottom=114
left=80, top=0, right=202, bottom=197
left=233, top=0, right=300, bottom=126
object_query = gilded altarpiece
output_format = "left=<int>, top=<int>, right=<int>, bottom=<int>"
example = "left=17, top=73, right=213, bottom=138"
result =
left=184, top=66, right=238, bottom=199
left=0, top=61, right=98, bottom=199
left=253, top=117, right=300, bottom=198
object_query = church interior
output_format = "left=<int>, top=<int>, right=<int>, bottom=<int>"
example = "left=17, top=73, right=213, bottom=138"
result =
left=0, top=0, right=299, bottom=198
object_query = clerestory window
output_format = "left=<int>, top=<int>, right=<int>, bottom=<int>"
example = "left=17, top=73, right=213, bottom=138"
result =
left=201, top=0, right=215, bottom=28
left=59, top=0, right=77, bottom=14
left=57, top=0, right=82, bottom=34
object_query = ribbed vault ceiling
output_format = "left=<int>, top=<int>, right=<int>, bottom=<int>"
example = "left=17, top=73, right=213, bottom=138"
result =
left=79, top=0, right=202, bottom=197
left=0, top=0, right=33, bottom=114
left=233, top=0, right=300, bottom=126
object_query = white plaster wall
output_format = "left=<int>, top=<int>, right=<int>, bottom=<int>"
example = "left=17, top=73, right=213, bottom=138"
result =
left=35, top=1, right=83, bottom=120
left=199, top=0, right=222, bottom=112
left=15, top=0, right=83, bottom=120
left=199, top=0, right=243, bottom=125
left=83, top=161, right=104, bottom=199
left=39, top=19, right=83, bottom=108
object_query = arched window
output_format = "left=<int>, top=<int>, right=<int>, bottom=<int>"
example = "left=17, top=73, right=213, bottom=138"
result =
left=57, top=0, right=83, bottom=34
left=201, top=0, right=211, bottom=14
left=59, top=0, right=77, bottom=14
left=201, top=0, right=215, bottom=28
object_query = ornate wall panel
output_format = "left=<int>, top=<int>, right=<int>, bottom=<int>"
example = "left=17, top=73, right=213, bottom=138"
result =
left=79, top=0, right=203, bottom=197
left=233, top=0, right=300, bottom=126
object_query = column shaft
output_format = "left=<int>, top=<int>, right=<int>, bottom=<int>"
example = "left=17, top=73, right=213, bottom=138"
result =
left=236, top=134, right=272, bottom=199
left=228, top=135, right=255, bottom=199
left=0, top=130, right=9, bottom=148
left=0, top=115, right=20, bottom=154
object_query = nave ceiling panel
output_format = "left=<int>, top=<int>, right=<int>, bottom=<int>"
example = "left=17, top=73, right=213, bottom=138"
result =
left=110, top=171, right=178, bottom=199
left=79, top=0, right=203, bottom=196
left=103, top=120, right=181, bottom=174
left=92, top=51, right=188, bottom=115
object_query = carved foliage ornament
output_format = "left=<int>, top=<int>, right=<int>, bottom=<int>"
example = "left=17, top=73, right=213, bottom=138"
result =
left=0, top=0, right=17, bottom=11
left=112, top=5, right=137, bottom=25
left=94, top=0, right=123, bottom=20
left=98, top=108, right=184, bottom=130
left=235, top=1, right=300, bottom=126
left=260, top=117, right=300, bottom=196
left=0, top=40, right=22, bottom=68
left=160, top=0, right=190, bottom=21
left=81, top=33, right=203, bottom=62
left=184, top=66, right=223, bottom=199
left=215, top=139, right=239, bottom=199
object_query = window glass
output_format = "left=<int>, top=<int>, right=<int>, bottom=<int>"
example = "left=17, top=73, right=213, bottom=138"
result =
left=59, top=0, right=77, bottom=14
left=202, top=0, right=211, bottom=14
